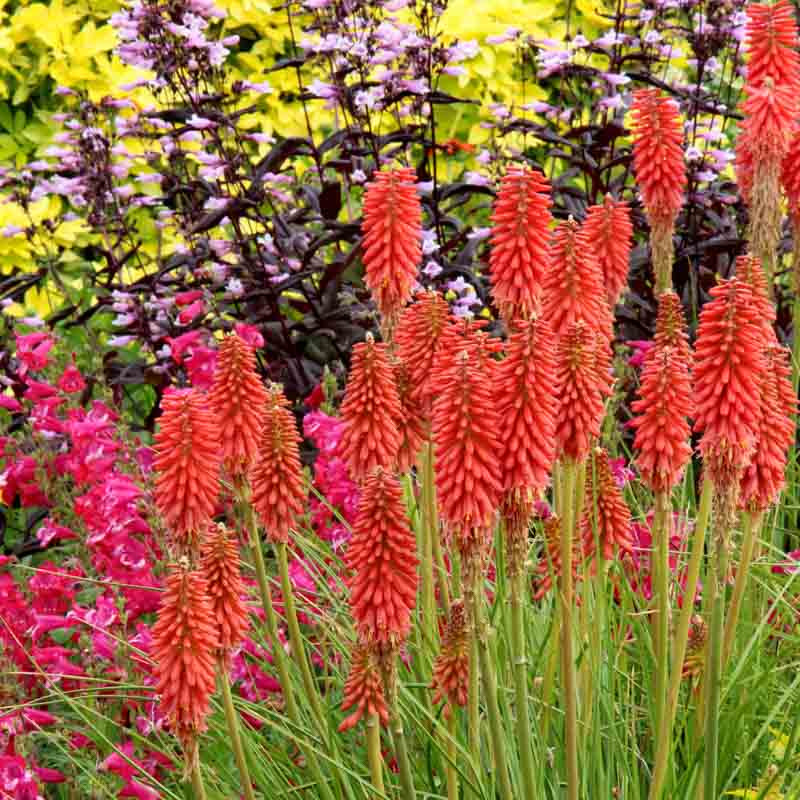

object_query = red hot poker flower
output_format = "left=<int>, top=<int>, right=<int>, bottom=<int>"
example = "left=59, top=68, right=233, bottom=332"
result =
left=151, top=564, right=219, bottom=767
left=781, top=131, right=800, bottom=226
left=361, top=167, right=422, bottom=329
left=346, top=468, right=418, bottom=644
left=534, top=515, right=581, bottom=601
left=581, top=195, right=633, bottom=307
left=393, top=358, right=427, bottom=473
left=339, top=643, right=389, bottom=732
left=154, top=389, right=221, bottom=552
left=745, top=0, right=800, bottom=93
left=251, top=384, right=305, bottom=543
left=338, top=335, right=402, bottom=481
left=489, top=166, right=553, bottom=321
left=430, top=600, right=469, bottom=717
left=208, top=333, right=268, bottom=478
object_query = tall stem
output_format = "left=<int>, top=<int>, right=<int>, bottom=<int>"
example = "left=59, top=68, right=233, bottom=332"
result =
left=653, top=492, right=671, bottom=746
left=446, top=711, right=459, bottom=800
left=560, top=461, right=580, bottom=800
left=366, top=713, right=385, bottom=796
left=465, top=565, right=481, bottom=773
left=650, top=476, right=712, bottom=800
left=385, top=671, right=416, bottom=800
left=191, top=764, right=208, bottom=800
left=218, top=663, right=256, bottom=800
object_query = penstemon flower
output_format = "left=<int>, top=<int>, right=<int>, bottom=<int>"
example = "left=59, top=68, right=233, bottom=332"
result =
left=581, top=195, right=633, bottom=308
left=208, top=333, right=268, bottom=478
left=489, top=166, right=552, bottom=322
left=361, top=167, right=422, bottom=335
left=251, top=384, right=306, bottom=544
left=154, top=389, right=221, bottom=553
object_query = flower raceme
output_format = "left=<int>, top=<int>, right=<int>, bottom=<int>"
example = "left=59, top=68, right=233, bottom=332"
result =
left=151, top=565, right=218, bottom=767
left=154, top=388, right=221, bottom=552
left=338, top=334, right=402, bottom=481
left=744, top=0, right=800, bottom=94
left=534, top=515, right=580, bottom=601
left=489, top=166, right=552, bottom=321
left=208, top=333, right=268, bottom=478
left=581, top=195, right=633, bottom=307
left=251, top=384, right=306, bottom=543
left=430, top=600, right=469, bottom=716
left=392, top=358, right=427, bottom=473
left=361, top=167, right=422, bottom=330
left=345, top=468, right=418, bottom=645
left=339, top=643, right=389, bottom=732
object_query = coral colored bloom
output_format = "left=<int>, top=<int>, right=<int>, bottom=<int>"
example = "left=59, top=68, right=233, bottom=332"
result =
left=338, top=335, right=402, bottom=480
left=630, top=89, right=686, bottom=228
left=542, top=217, right=612, bottom=341
left=430, top=600, right=469, bottom=716
left=361, top=167, right=422, bottom=327
left=735, top=254, right=775, bottom=335
left=740, top=344, right=796, bottom=512
left=694, top=279, right=765, bottom=487
left=393, top=358, right=427, bottom=473
left=581, top=448, right=633, bottom=561
left=395, top=290, right=454, bottom=413
left=782, top=131, right=800, bottom=225
left=489, top=167, right=552, bottom=321
left=581, top=195, right=633, bottom=306
left=554, top=322, right=607, bottom=463
left=200, top=523, right=251, bottom=659
left=208, top=333, right=268, bottom=477
left=251, top=384, right=306, bottom=543
left=154, top=389, right=221, bottom=551
left=151, top=565, right=218, bottom=763
left=433, top=350, right=503, bottom=557
left=534, top=515, right=580, bottom=600
left=745, top=0, right=800, bottom=94
left=339, top=643, right=389, bottom=732
left=650, top=290, right=692, bottom=360
left=738, top=79, right=797, bottom=165
left=346, top=468, right=418, bottom=644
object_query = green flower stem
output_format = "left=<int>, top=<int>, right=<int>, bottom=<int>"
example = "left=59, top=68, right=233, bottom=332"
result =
left=722, top=510, right=762, bottom=669
left=446, top=711, right=459, bottom=800
left=510, top=564, right=537, bottom=800
left=653, top=492, right=671, bottom=749
left=650, top=475, right=712, bottom=800
left=217, top=662, right=256, bottom=800
left=464, top=564, right=481, bottom=774
left=191, top=764, right=208, bottom=800
left=366, top=713, right=385, bottom=796
left=386, top=675, right=416, bottom=800
left=560, top=460, right=580, bottom=800
left=539, top=613, right=561, bottom=742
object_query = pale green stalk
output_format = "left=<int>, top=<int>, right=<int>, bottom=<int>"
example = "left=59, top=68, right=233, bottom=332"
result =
left=650, top=475, right=712, bottom=800
left=446, top=711, right=459, bottom=800
left=385, top=672, right=416, bottom=800
left=218, top=663, right=256, bottom=800
left=191, top=764, right=208, bottom=800
left=420, top=442, right=441, bottom=635
left=366, top=713, right=385, bottom=796
left=653, top=492, right=671, bottom=747
left=539, top=614, right=561, bottom=742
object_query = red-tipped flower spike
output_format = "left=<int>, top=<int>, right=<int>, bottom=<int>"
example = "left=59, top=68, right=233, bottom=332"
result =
left=200, top=523, right=250, bottom=661
left=781, top=131, right=800, bottom=226
left=694, top=278, right=766, bottom=488
left=581, top=195, right=633, bottom=307
left=650, top=290, right=692, bottom=360
left=251, top=384, right=305, bottom=543
left=430, top=600, right=469, bottom=717
left=433, top=350, right=503, bottom=558
left=745, top=0, right=800, bottom=93
left=581, top=448, right=633, bottom=561
left=631, top=345, right=693, bottom=494
left=154, top=389, right=221, bottom=552
left=534, top=515, right=580, bottom=601
left=735, top=253, right=775, bottom=336
left=346, top=468, right=418, bottom=644
left=489, top=166, right=553, bottom=321
left=740, top=344, right=796, bottom=512
left=393, top=358, right=427, bottom=473
left=554, top=322, right=607, bottom=464
left=542, top=217, right=612, bottom=341
left=395, top=290, right=454, bottom=413
left=338, top=335, right=402, bottom=481
left=339, top=643, right=390, bottom=732
left=361, top=167, right=422, bottom=328
left=630, top=89, right=686, bottom=228
left=151, top=564, right=219, bottom=765
left=208, top=333, right=268, bottom=478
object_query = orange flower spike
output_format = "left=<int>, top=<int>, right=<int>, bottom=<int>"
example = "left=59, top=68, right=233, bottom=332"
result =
left=581, top=195, right=633, bottom=307
left=630, top=345, right=693, bottom=494
left=361, top=167, right=422, bottom=328
left=433, top=350, right=503, bottom=555
left=745, top=0, right=800, bottom=93
left=395, top=290, right=453, bottom=412
left=430, top=600, right=469, bottom=716
left=542, top=217, right=612, bottom=341
left=151, top=564, right=219, bottom=765
left=339, top=643, right=390, bottom=732
left=338, top=334, right=402, bottom=481
left=534, top=515, right=580, bottom=601
left=200, top=523, right=251, bottom=661
left=694, top=278, right=766, bottom=487
left=740, top=344, right=796, bottom=512
left=208, top=333, right=268, bottom=478
left=735, top=253, right=776, bottom=335
left=489, top=166, right=553, bottom=321
left=781, top=131, right=800, bottom=227
left=251, top=384, right=306, bottom=544
left=581, top=448, right=633, bottom=562
left=631, top=89, right=686, bottom=229
left=553, top=322, right=607, bottom=464
left=154, top=389, right=221, bottom=552
left=345, top=467, right=418, bottom=644
left=393, top=358, right=427, bottom=473
left=650, top=290, right=692, bottom=360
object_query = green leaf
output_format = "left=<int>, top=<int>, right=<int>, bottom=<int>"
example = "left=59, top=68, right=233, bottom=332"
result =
left=0, top=103, right=12, bottom=133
